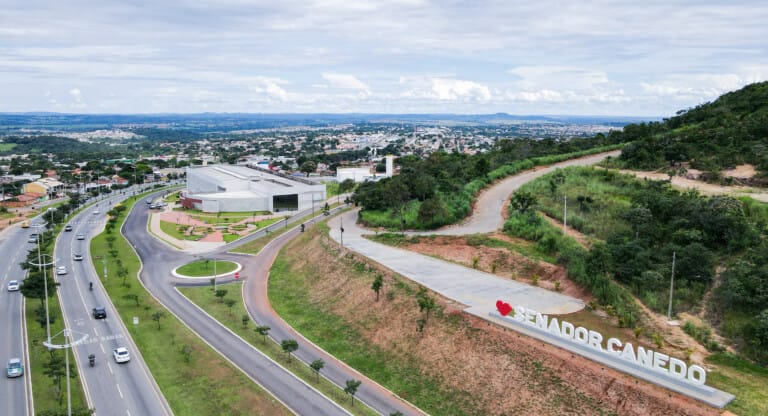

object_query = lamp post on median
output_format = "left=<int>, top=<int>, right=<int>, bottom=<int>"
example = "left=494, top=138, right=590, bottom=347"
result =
left=44, top=329, right=88, bottom=416
left=29, top=251, right=56, bottom=345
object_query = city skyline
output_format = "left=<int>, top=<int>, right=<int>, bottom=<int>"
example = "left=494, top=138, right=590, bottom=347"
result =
left=2, top=0, right=767, bottom=116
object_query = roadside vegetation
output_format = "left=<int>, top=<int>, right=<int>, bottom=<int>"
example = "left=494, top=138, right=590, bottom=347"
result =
left=89, top=193, right=290, bottom=415
left=510, top=166, right=768, bottom=367
left=178, top=284, right=379, bottom=416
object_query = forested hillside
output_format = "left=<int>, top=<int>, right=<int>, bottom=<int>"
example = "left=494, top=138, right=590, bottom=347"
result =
left=617, top=81, right=768, bottom=177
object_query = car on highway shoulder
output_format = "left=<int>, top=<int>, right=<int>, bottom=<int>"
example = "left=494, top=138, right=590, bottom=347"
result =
left=73, top=253, right=84, bottom=261
left=76, top=234, right=85, bottom=240
left=6, top=358, right=23, bottom=378
left=112, top=347, right=130, bottom=363
left=28, top=234, right=37, bottom=243
left=92, top=307, right=107, bottom=319
left=57, top=266, right=67, bottom=275
left=64, top=225, right=73, bottom=232
left=7, top=280, right=20, bottom=291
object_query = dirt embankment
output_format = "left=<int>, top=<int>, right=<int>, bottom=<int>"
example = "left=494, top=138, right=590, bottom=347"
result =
left=286, top=232, right=719, bottom=416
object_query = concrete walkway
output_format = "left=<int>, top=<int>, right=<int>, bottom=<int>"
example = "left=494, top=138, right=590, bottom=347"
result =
left=329, top=209, right=584, bottom=314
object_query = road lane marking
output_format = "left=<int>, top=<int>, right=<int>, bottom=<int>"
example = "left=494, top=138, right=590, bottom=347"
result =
left=100, top=343, right=105, bottom=353
left=116, top=383, right=124, bottom=399
left=108, top=362, right=113, bottom=375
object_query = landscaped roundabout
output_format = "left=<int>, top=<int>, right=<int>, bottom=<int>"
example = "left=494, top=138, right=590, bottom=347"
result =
left=173, top=259, right=241, bottom=278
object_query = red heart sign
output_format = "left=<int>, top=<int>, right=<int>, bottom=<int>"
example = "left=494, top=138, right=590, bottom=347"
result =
left=496, top=300, right=512, bottom=316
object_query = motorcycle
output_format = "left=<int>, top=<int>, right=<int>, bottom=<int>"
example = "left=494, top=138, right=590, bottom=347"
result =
left=88, top=354, right=95, bottom=367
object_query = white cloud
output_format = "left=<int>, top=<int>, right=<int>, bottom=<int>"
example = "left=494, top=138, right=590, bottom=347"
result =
left=69, top=88, right=86, bottom=109
left=507, top=66, right=610, bottom=91
left=321, top=72, right=370, bottom=94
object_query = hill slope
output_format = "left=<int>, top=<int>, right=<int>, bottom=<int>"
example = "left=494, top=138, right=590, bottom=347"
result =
left=617, top=81, right=768, bottom=176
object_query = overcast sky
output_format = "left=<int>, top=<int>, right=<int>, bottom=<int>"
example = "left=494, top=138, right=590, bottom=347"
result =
left=1, top=0, right=767, bottom=116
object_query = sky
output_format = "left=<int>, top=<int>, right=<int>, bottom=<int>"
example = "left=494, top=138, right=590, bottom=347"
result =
left=1, top=0, right=767, bottom=116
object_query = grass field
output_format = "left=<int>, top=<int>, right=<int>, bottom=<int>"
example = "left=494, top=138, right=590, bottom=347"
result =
left=90, top=194, right=290, bottom=415
left=175, top=259, right=238, bottom=277
left=178, top=284, right=378, bottom=416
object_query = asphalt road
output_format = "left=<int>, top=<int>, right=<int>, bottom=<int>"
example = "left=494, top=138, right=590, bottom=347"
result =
left=55, top=195, right=172, bottom=416
left=123, top=202, right=351, bottom=416
left=0, top=223, right=34, bottom=416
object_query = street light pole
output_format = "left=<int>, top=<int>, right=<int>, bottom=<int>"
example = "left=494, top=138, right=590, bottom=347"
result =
left=667, top=251, right=676, bottom=320
left=214, top=258, right=217, bottom=292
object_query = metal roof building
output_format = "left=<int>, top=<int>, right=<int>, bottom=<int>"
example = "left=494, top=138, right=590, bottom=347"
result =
left=182, top=164, right=326, bottom=213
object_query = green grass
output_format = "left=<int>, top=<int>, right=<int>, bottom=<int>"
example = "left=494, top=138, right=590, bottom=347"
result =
left=0, top=143, right=17, bottom=151
left=178, top=285, right=378, bottom=416
left=90, top=193, right=290, bottom=415
left=706, top=353, right=768, bottom=415
left=25, top=293, right=89, bottom=414
left=518, top=166, right=637, bottom=239
left=175, top=260, right=238, bottom=277
left=159, top=220, right=189, bottom=240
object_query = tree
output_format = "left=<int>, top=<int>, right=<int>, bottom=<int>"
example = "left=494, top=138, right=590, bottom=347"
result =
left=215, top=289, right=228, bottom=302
left=623, top=206, right=653, bottom=239
left=372, top=274, right=383, bottom=301
left=344, top=379, right=362, bottom=406
left=20, top=270, right=58, bottom=309
left=510, top=191, right=537, bottom=213
left=338, top=178, right=356, bottom=194
left=122, top=293, right=140, bottom=307
left=151, top=311, right=165, bottom=330
left=224, top=298, right=236, bottom=315
left=281, top=339, right=299, bottom=362
left=417, top=195, right=449, bottom=226
left=310, top=359, right=325, bottom=380
left=548, top=169, right=566, bottom=195
left=255, top=325, right=271, bottom=342
left=242, top=314, right=250, bottom=329
left=300, top=160, right=317, bottom=177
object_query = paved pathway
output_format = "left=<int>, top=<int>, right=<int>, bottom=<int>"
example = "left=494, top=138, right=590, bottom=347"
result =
left=330, top=210, right=584, bottom=314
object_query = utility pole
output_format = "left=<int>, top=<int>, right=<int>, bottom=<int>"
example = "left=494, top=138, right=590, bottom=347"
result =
left=667, top=251, right=676, bottom=321
left=563, top=195, right=568, bottom=235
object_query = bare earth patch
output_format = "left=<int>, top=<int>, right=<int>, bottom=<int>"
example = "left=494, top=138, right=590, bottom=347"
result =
left=281, top=232, right=720, bottom=416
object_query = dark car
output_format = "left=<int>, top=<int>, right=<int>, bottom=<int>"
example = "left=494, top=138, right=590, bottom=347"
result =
left=64, top=225, right=73, bottom=232
left=92, top=307, right=107, bottom=319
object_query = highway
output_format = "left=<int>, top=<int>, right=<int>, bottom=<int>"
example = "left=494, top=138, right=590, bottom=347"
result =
left=55, top=198, right=172, bottom=416
left=122, top=202, right=351, bottom=416
left=0, top=222, right=35, bottom=416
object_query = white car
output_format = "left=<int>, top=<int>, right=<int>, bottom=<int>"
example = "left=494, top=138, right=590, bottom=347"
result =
left=7, top=280, right=20, bottom=291
left=93, top=209, right=100, bottom=215
left=113, top=347, right=130, bottom=363
left=56, top=266, right=67, bottom=275
left=73, top=253, right=84, bottom=261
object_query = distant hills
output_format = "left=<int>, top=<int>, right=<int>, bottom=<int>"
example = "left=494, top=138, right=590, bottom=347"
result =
left=618, top=81, right=768, bottom=175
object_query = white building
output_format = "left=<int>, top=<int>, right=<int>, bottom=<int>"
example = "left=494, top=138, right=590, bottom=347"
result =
left=182, top=164, right=326, bottom=213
